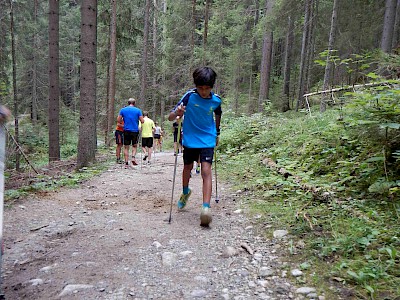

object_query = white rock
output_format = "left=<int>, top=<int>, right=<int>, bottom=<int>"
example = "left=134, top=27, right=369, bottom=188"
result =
left=253, top=253, right=263, bottom=261
left=39, top=266, right=53, bottom=273
left=308, top=293, right=318, bottom=298
left=273, top=230, right=288, bottom=238
left=259, top=267, right=274, bottom=277
left=161, top=252, right=177, bottom=266
left=233, top=209, right=242, bottom=214
left=291, top=269, right=303, bottom=277
left=258, top=280, right=268, bottom=287
left=221, top=246, right=238, bottom=258
left=58, top=284, right=93, bottom=297
left=179, top=250, right=193, bottom=257
left=27, top=279, right=43, bottom=286
left=296, top=287, right=316, bottom=294
left=194, top=276, right=208, bottom=283
left=152, top=241, right=162, bottom=248
left=191, top=289, right=207, bottom=297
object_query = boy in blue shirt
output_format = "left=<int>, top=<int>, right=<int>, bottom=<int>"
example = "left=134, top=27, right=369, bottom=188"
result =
left=168, top=67, right=222, bottom=227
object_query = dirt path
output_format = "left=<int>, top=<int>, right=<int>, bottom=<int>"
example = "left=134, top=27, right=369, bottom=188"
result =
left=2, top=152, right=324, bottom=300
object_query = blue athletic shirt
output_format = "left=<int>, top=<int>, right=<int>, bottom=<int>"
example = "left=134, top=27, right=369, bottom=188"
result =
left=172, top=89, right=222, bottom=148
left=119, top=106, right=142, bottom=132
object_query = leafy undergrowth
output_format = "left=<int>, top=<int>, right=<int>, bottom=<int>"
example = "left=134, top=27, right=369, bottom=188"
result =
left=218, top=108, right=399, bottom=299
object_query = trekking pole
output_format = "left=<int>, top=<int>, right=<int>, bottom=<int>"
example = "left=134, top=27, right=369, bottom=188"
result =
left=214, top=147, right=219, bottom=203
left=168, top=117, right=182, bottom=224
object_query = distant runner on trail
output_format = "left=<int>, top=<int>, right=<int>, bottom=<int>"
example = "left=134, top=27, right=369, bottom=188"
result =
left=115, top=118, right=124, bottom=164
left=117, top=98, right=144, bottom=168
left=139, top=111, right=155, bottom=164
left=168, top=67, right=222, bottom=227
left=153, top=122, right=163, bottom=152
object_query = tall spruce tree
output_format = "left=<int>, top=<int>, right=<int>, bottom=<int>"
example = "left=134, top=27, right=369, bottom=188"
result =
left=77, top=0, right=97, bottom=168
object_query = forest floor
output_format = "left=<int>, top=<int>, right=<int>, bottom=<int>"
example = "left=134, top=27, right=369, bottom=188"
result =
left=2, top=151, right=329, bottom=300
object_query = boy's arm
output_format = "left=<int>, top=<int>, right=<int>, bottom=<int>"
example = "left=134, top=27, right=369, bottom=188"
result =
left=215, top=114, right=221, bottom=136
left=168, top=105, right=185, bottom=121
left=168, top=95, right=189, bottom=121
left=214, top=104, right=222, bottom=136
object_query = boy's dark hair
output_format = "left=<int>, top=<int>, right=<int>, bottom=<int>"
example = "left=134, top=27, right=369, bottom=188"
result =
left=143, top=111, right=149, bottom=117
left=193, top=67, right=217, bottom=88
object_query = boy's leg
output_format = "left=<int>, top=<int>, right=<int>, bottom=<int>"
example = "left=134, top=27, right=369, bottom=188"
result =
left=199, top=148, right=214, bottom=226
left=201, top=161, right=212, bottom=206
left=182, top=163, right=193, bottom=187
left=177, top=163, right=193, bottom=209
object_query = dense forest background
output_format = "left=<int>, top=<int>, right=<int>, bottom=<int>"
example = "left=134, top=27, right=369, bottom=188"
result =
left=0, top=0, right=399, bottom=167
left=0, top=1, right=399, bottom=299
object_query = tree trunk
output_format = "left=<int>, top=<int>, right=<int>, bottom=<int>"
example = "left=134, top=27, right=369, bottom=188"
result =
left=258, top=31, right=273, bottom=112
left=392, top=0, right=400, bottom=49
left=190, top=0, right=196, bottom=54
left=248, top=0, right=260, bottom=114
left=305, top=0, right=316, bottom=94
left=160, top=0, right=167, bottom=126
left=321, top=0, right=338, bottom=112
left=10, top=0, right=20, bottom=171
left=203, top=0, right=211, bottom=65
left=381, top=0, right=397, bottom=53
left=282, top=15, right=294, bottom=112
left=296, top=0, right=311, bottom=111
left=152, top=0, right=158, bottom=119
left=48, top=0, right=60, bottom=162
left=139, top=0, right=151, bottom=109
left=190, top=0, right=196, bottom=74
left=106, top=0, right=117, bottom=146
left=258, top=0, right=274, bottom=113
left=77, top=0, right=97, bottom=168
left=31, top=0, right=38, bottom=123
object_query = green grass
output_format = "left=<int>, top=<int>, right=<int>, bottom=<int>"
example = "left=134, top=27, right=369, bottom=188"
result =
left=218, top=108, right=400, bottom=299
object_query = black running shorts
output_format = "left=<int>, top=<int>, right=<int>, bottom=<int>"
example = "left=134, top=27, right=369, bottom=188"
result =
left=142, top=137, right=153, bottom=148
left=123, top=131, right=139, bottom=145
left=183, top=147, right=214, bottom=165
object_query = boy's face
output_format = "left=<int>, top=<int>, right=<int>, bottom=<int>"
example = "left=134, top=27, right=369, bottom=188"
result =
left=196, top=85, right=212, bottom=98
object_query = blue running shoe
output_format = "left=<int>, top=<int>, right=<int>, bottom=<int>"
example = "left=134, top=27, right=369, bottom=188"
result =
left=177, top=189, right=192, bottom=209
